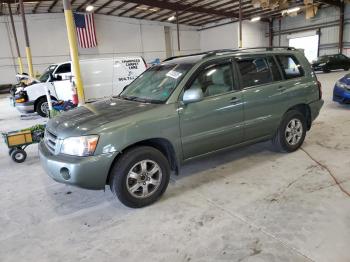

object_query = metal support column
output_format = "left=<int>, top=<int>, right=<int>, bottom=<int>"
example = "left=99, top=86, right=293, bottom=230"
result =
left=339, top=2, right=344, bottom=54
left=19, top=0, right=34, bottom=77
left=176, top=11, right=180, bottom=53
left=278, top=17, right=281, bottom=47
left=239, top=0, right=242, bottom=48
left=8, top=3, right=23, bottom=74
left=269, top=18, right=273, bottom=47
left=62, top=0, right=85, bottom=104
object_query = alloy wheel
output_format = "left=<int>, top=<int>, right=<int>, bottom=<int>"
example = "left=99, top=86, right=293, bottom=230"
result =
left=126, top=160, right=162, bottom=198
left=41, top=102, right=49, bottom=116
left=285, top=118, right=303, bottom=146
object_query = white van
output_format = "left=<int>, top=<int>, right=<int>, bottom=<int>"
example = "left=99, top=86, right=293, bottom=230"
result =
left=15, top=57, right=147, bottom=116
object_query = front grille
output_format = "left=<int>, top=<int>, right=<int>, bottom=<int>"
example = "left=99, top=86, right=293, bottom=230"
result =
left=45, top=129, right=57, bottom=153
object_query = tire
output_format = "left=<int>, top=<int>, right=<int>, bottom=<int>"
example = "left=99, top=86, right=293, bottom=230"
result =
left=109, top=146, right=170, bottom=208
left=36, top=97, right=50, bottom=117
left=272, top=110, right=307, bottom=153
left=344, top=67, right=349, bottom=71
left=322, top=67, right=330, bottom=73
left=11, top=148, right=27, bottom=163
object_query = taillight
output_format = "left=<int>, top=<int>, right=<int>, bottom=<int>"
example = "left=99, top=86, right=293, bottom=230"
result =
left=15, top=91, right=28, bottom=103
left=317, top=80, right=322, bottom=99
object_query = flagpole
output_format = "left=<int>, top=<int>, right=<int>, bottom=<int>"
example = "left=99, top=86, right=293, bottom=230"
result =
left=62, top=0, right=85, bottom=105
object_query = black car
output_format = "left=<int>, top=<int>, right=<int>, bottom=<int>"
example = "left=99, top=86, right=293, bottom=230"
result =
left=312, top=54, right=350, bottom=73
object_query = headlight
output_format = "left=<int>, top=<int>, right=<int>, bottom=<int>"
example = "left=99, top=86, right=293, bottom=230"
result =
left=336, top=80, right=350, bottom=90
left=60, top=135, right=99, bottom=156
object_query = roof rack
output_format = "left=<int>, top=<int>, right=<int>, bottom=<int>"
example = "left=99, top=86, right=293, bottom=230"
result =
left=162, top=51, right=210, bottom=62
left=203, top=46, right=297, bottom=58
left=163, top=46, right=297, bottom=62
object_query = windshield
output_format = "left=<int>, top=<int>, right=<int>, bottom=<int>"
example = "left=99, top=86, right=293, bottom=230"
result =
left=120, top=63, right=193, bottom=103
left=316, top=56, right=330, bottom=63
left=39, top=65, right=57, bottom=82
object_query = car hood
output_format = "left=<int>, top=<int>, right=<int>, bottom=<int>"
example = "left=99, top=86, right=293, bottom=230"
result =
left=23, top=82, right=49, bottom=92
left=312, top=61, right=325, bottom=66
left=339, top=74, right=350, bottom=85
left=46, top=98, right=160, bottom=137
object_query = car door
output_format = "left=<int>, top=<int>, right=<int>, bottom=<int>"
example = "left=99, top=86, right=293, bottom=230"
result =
left=52, top=63, right=73, bottom=101
left=237, top=55, right=288, bottom=141
left=337, top=54, right=350, bottom=70
left=327, top=56, right=338, bottom=70
left=178, top=59, right=244, bottom=159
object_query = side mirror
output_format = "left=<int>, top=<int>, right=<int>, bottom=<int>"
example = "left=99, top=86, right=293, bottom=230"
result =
left=183, top=88, right=204, bottom=104
left=54, top=74, right=62, bottom=81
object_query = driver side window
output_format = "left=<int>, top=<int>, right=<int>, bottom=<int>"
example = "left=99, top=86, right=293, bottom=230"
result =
left=188, top=63, right=234, bottom=97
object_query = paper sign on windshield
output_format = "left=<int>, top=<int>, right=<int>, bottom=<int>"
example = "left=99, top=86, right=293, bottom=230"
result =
left=166, top=70, right=182, bottom=79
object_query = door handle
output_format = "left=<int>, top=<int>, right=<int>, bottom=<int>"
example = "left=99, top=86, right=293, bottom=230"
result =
left=277, top=86, right=287, bottom=92
left=230, top=96, right=241, bottom=104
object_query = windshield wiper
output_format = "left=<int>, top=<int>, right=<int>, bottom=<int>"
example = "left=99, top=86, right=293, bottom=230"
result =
left=120, top=96, right=163, bottom=104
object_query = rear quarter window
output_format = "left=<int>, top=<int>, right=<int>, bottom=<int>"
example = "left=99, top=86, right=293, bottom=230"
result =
left=276, top=55, right=305, bottom=80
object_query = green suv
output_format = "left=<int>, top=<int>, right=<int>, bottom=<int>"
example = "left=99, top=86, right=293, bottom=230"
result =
left=39, top=47, right=324, bottom=208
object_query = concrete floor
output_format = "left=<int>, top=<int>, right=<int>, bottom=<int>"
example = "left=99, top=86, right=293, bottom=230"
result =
left=0, top=71, right=350, bottom=262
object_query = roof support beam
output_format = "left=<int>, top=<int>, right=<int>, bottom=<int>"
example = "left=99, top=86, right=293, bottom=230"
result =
left=129, top=8, right=150, bottom=18
left=180, top=1, right=252, bottom=25
left=76, top=0, right=98, bottom=12
left=106, top=2, right=129, bottom=15
left=32, top=0, right=41, bottom=13
left=47, top=0, right=59, bottom=12
left=317, top=0, right=341, bottom=7
left=117, top=0, right=238, bottom=19
left=94, top=0, right=114, bottom=13
left=118, top=3, right=140, bottom=16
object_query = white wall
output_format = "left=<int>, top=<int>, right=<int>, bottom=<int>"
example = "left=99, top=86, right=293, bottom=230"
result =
left=0, top=13, right=200, bottom=85
left=200, top=20, right=268, bottom=51
left=273, top=4, right=350, bottom=57
left=200, top=22, right=238, bottom=51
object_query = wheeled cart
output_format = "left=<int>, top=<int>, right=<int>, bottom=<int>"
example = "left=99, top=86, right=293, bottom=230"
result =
left=2, top=125, right=45, bottom=163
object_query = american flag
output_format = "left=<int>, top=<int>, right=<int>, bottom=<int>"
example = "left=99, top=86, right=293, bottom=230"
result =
left=73, top=13, right=97, bottom=48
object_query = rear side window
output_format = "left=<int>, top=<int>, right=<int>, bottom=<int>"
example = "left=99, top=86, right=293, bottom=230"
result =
left=276, top=55, right=304, bottom=79
left=267, top=57, right=282, bottom=81
left=55, top=63, right=71, bottom=74
left=237, top=57, right=273, bottom=88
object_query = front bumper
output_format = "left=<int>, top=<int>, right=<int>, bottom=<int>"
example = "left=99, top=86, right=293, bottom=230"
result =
left=15, top=101, right=34, bottom=114
left=312, top=65, right=322, bottom=71
left=333, top=85, right=350, bottom=104
left=309, top=99, right=324, bottom=122
left=39, top=141, right=118, bottom=190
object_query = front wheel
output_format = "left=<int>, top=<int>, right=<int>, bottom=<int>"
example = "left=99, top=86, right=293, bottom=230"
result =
left=272, top=110, right=307, bottom=153
left=322, top=67, right=330, bottom=73
left=109, top=146, right=170, bottom=208
left=36, top=97, right=50, bottom=117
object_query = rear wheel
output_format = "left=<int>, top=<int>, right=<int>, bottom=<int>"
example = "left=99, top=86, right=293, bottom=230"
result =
left=8, top=148, right=15, bottom=156
left=109, top=146, right=170, bottom=208
left=11, top=148, right=27, bottom=163
left=344, top=66, right=349, bottom=71
left=272, top=110, right=306, bottom=153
